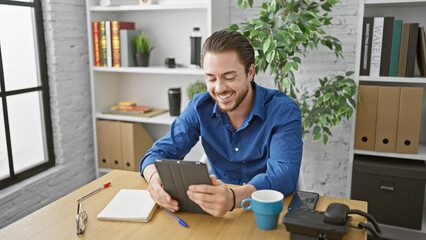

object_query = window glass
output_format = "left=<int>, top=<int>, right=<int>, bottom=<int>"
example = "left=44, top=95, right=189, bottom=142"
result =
left=0, top=5, right=40, bottom=91
left=7, top=92, right=46, bottom=173
left=0, top=102, right=9, bottom=180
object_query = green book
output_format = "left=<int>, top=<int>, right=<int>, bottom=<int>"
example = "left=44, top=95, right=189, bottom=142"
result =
left=389, top=20, right=403, bottom=76
left=120, top=30, right=142, bottom=67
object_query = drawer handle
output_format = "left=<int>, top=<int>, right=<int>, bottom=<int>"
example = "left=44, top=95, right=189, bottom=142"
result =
left=380, top=185, right=394, bottom=191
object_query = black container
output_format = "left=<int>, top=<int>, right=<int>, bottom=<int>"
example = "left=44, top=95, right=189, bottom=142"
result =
left=351, top=155, right=426, bottom=230
left=190, top=27, right=201, bottom=66
left=168, top=88, right=181, bottom=116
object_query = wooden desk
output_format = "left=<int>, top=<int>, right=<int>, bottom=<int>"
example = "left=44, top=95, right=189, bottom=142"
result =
left=0, top=170, right=367, bottom=240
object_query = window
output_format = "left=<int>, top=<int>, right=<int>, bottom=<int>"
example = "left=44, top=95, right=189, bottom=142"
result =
left=0, top=0, right=54, bottom=190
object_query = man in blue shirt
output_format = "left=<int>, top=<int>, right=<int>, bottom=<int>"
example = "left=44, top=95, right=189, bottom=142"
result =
left=140, top=30, right=303, bottom=217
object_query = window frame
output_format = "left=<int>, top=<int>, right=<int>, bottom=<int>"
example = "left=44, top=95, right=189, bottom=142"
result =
left=0, top=0, right=55, bottom=190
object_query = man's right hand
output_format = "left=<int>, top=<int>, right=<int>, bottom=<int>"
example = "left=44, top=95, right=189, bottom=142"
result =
left=144, top=164, right=179, bottom=212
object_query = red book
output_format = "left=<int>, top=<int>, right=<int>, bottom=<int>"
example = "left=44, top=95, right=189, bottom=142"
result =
left=92, top=22, right=101, bottom=66
left=111, top=21, right=135, bottom=67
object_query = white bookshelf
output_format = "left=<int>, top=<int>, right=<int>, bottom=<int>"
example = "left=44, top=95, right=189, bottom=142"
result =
left=85, top=0, right=229, bottom=177
left=349, top=0, right=426, bottom=238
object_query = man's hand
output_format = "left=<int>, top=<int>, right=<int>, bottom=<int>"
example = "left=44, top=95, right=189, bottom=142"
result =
left=144, top=165, right=179, bottom=212
left=187, top=175, right=234, bottom=217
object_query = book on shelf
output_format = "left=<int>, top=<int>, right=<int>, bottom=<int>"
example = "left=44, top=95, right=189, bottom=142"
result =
left=398, top=23, right=411, bottom=77
left=389, top=20, right=402, bottom=77
left=109, top=105, right=153, bottom=115
left=417, top=27, right=426, bottom=77
left=379, top=17, right=394, bottom=77
left=120, top=29, right=142, bottom=67
left=105, top=20, right=112, bottom=67
left=111, top=21, right=135, bottom=67
left=360, top=17, right=374, bottom=76
left=405, top=23, right=419, bottom=77
left=92, top=22, right=101, bottom=67
left=370, top=17, right=384, bottom=77
left=100, top=21, right=108, bottom=67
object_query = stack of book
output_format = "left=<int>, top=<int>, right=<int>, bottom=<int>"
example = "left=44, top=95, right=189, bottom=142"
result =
left=92, top=21, right=142, bottom=67
left=360, top=17, right=426, bottom=77
left=109, top=101, right=153, bottom=115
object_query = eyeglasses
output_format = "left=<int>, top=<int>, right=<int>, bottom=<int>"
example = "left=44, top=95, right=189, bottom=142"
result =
left=76, top=201, right=87, bottom=235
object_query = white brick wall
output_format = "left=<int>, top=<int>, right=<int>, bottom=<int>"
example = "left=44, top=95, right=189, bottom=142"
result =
left=0, top=0, right=359, bottom=229
left=230, top=0, right=359, bottom=198
left=0, top=0, right=95, bottom=229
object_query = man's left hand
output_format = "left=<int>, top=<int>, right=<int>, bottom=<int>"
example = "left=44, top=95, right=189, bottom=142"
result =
left=187, top=175, right=233, bottom=217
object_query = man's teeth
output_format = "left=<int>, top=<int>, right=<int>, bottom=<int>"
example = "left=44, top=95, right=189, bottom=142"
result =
left=218, top=93, right=232, bottom=99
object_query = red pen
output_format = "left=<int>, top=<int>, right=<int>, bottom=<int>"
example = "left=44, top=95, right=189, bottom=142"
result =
left=77, top=182, right=111, bottom=202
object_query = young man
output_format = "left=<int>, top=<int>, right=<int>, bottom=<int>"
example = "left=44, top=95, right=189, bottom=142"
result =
left=140, top=31, right=303, bottom=217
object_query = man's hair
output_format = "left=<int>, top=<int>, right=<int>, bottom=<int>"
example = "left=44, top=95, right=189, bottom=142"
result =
left=201, top=30, right=255, bottom=75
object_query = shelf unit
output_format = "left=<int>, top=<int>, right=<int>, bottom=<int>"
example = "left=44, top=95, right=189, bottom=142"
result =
left=85, top=0, right=229, bottom=177
left=349, top=0, right=426, bottom=238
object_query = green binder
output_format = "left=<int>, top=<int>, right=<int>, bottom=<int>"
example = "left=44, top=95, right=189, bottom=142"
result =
left=389, top=20, right=403, bottom=77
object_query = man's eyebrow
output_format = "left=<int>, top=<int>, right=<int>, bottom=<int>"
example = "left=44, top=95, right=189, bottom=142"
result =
left=205, top=70, right=238, bottom=76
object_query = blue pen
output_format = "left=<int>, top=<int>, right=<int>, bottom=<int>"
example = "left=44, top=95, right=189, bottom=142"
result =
left=161, top=207, right=188, bottom=227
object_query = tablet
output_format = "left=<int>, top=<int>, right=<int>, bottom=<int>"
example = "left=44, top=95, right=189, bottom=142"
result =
left=154, top=159, right=211, bottom=215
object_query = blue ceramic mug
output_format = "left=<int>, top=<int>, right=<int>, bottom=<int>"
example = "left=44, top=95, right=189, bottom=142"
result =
left=241, top=190, right=284, bottom=230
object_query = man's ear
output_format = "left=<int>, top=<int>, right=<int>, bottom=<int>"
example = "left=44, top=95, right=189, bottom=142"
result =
left=248, top=64, right=255, bottom=81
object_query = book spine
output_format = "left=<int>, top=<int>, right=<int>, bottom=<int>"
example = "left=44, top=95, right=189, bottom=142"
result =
left=405, top=23, right=419, bottom=77
left=120, top=30, right=130, bottom=67
left=370, top=17, right=384, bottom=77
left=398, top=23, right=411, bottom=77
left=379, top=17, right=394, bottom=76
left=106, top=21, right=112, bottom=68
left=360, top=17, right=374, bottom=76
left=100, top=21, right=107, bottom=67
left=420, top=28, right=426, bottom=77
left=111, top=22, right=135, bottom=67
left=111, top=21, right=121, bottom=67
left=92, top=22, right=101, bottom=67
left=389, top=20, right=403, bottom=77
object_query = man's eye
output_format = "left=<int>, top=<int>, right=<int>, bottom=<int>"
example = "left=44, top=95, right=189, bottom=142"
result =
left=225, top=76, right=236, bottom=80
left=206, top=77, right=216, bottom=82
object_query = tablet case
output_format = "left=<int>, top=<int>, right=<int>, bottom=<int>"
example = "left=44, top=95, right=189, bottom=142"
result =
left=154, top=159, right=211, bottom=215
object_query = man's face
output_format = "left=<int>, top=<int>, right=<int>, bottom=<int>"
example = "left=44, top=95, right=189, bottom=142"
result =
left=203, top=51, right=253, bottom=113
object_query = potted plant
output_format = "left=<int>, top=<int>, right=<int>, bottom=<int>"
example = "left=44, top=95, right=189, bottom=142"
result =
left=230, top=0, right=357, bottom=145
left=187, top=81, right=207, bottom=100
left=132, top=33, right=154, bottom=67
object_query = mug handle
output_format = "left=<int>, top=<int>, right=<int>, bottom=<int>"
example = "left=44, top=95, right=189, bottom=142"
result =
left=241, top=198, right=252, bottom=210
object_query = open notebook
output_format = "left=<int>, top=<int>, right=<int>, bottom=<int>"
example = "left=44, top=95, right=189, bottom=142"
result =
left=97, top=189, right=157, bottom=222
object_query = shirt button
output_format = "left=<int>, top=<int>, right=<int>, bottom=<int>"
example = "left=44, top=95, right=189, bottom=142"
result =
left=234, top=147, right=239, bottom=152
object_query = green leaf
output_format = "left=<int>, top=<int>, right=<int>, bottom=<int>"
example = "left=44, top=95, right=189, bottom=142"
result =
left=284, top=62, right=292, bottom=72
left=324, top=92, right=332, bottom=101
left=302, top=12, right=316, bottom=21
left=292, top=56, right=301, bottom=64
left=313, top=133, right=322, bottom=142
left=290, top=23, right=302, bottom=33
left=229, top=24, right=239, bottom=31
left=313, top=126, right=321, bottom=135
left=323, top=134, right=329, bottom=145
left=344, top=87, right=351, bottom=94
left=327, top=0, right=339, bottom=5
left=263, top=39, right=271, bottom=53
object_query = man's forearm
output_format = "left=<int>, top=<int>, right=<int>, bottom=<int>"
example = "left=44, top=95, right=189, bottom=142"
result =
left=143, top=164, right=158, bottom=183
left=232, top=184, right=257, bottom=209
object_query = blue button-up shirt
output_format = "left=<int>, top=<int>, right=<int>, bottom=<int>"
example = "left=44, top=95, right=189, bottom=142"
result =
left=140, top=83, right=303, bottom=195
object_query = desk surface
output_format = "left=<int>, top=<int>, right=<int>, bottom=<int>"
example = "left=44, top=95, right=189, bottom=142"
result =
left=0, top=170, right=367, bottom=240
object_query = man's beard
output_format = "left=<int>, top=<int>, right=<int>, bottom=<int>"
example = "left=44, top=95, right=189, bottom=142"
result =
left=210, top=85, right=249, bottom=113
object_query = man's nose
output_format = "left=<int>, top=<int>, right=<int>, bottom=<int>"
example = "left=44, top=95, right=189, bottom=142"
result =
left=215, top=78, right=227, bottom=93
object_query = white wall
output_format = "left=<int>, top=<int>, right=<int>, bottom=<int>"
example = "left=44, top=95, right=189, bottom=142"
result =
left=0, top=0, right=95, bottom=229
left=230, top=0, right=359, bottom=198
left=0, top=0, right=359, bottom=229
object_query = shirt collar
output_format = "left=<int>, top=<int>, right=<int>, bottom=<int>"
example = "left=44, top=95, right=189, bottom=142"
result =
left=211, top=82, right=265, bottom=121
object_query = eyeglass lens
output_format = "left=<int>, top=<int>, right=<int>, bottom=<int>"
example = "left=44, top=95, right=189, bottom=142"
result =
left=76, top=202, right=87, bottom=235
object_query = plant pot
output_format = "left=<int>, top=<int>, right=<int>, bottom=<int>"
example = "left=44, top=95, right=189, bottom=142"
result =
left=135, top=53, right=150, bottom=67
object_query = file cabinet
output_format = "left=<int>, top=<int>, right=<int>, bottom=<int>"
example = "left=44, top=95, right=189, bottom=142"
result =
left=351, top=155, right=426, bottom=230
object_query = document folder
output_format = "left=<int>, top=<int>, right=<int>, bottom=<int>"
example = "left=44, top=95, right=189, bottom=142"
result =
left=120, top=122, right=153, bottom=171
left=354, top=86, right=379, bottom=150
left=96, top=120, right=111, bottom=168
left=396, top=87, right=424, bottom=154
left=108, top=120, right=123, bottom=169
left=375, top=87, right=400, bottom=152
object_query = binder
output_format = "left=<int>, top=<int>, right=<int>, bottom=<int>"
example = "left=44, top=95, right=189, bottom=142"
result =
left=107, top=120, right=123, bottom=169
left=120, top=122, right=153, bottom=171
left=96, top=120, right=111, bottom=168
left=396, top=87, right=424, bottom=154
left=398, top=23, right=410, bottom=77
left=374, top=87, right=401, bottom=152
left=354, top=86, right=379, bottom=150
